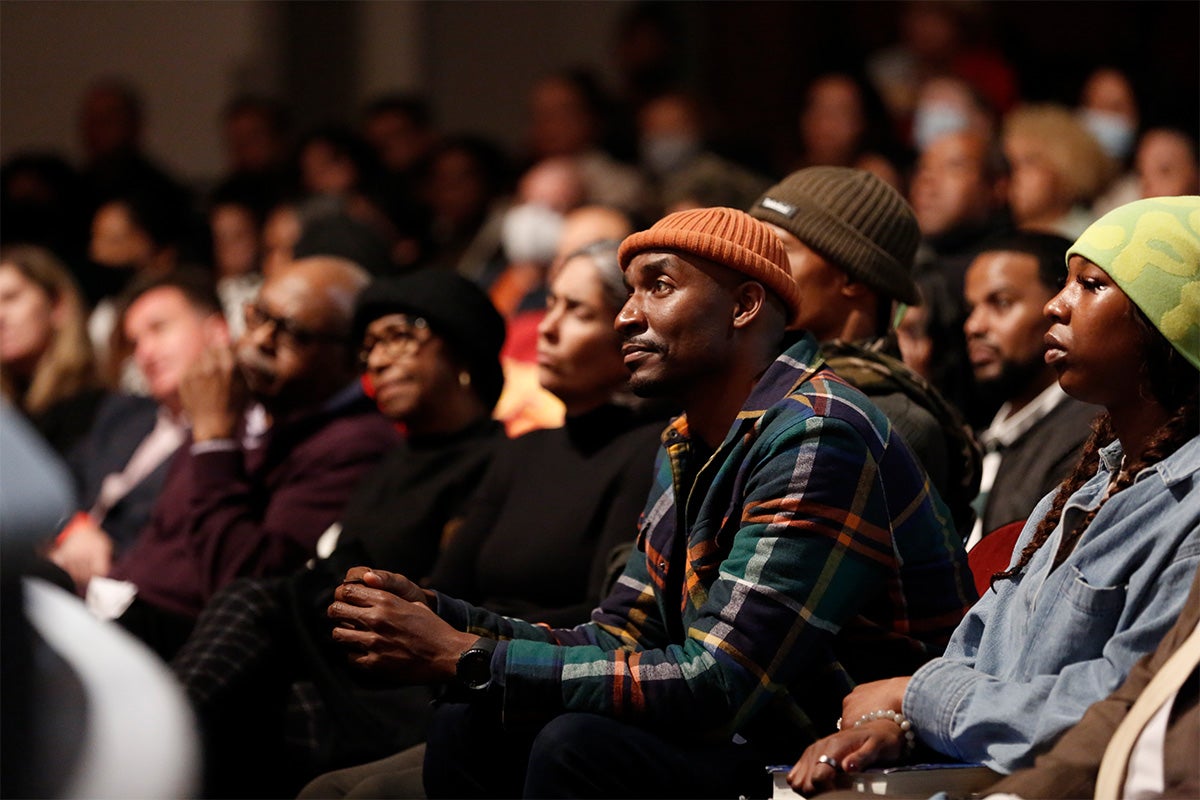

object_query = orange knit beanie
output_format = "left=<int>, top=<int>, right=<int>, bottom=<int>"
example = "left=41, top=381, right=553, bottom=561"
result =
left=617, top=207, right=802, bottom=323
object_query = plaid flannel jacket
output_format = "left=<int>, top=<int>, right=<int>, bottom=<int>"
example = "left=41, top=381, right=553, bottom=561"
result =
left=436, top=333, right=976, bottom=753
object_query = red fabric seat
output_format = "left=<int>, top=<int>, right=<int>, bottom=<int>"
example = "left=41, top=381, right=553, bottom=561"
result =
left=968, top=520, right=1025, bottom=597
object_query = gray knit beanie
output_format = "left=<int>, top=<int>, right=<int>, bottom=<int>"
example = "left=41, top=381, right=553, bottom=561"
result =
left=749, top=167, right=921, bottom=305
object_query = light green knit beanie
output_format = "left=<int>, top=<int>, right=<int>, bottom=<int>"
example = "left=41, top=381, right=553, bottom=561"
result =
left=1067, top=195, right=1200, bottom=370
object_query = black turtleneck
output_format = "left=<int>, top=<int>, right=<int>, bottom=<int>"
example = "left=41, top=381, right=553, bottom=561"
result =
left=427, top=403, right=667, bottom=627
left=326, top=416, right=506, bottom=582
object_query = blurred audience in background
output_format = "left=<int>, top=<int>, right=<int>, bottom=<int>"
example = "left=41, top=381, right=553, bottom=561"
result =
left=215, top=94, right=295, bottom=214
left=1078, top=67, right=1142, bottom=215
left=0, top=5, right=1198, bottom=798
left=50, top=270, right=230, bottom=592
left=637, top=90, right=771, bottom=216
left=905, top=127, right=1011, bottom=427
left=525, top=70, right=646, bottom=215
left=0, top=245, right=105, bottom=455
left=792, top=72, right=907, bottom=192
left=1136, top=128, right=1200, bottom=198
left=1001, top=104, right=1116, bottom=241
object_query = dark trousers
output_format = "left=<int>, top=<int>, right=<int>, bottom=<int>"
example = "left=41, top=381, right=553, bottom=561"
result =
left=423, top=701, right=773, bottom=799
left=117, top=596, right=196, bottom=662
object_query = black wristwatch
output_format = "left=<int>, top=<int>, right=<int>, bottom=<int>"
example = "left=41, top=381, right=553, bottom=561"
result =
left=455, top=637, right=499, bottom=692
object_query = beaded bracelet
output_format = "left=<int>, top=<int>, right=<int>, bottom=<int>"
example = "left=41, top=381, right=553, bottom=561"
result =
left=847, top=709, right=917, bottom=755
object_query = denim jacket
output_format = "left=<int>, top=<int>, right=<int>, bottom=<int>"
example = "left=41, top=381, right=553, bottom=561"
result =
left=905, top=434, right=1200, bottom=773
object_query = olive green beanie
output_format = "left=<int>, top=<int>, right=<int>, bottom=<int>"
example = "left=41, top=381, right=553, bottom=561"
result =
left=1067, top=195, right=1200, bottom=370
left=749, top=167, right=921, bottom=305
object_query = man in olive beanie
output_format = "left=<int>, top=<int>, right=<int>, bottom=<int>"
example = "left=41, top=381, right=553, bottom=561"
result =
left=325, top=206, right=975, bottom=799
left=751, top=167, right=981, bottom=537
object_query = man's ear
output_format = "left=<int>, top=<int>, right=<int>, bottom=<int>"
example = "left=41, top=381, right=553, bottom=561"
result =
left=840, top=275, right=871, bottom=299
left=731, top=281, right=768, bottom=329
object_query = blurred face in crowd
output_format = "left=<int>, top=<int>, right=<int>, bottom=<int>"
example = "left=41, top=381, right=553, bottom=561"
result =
left=261, top=204, right=301, bottom=279
left=1080, top=69, right=1138, bottom=123
left=799, top=75, right=865, bottom=165
left=762, top=223, right=847, bottom=342
left=910, top=131, right=997, bottom=237
left=529, top=77, right=594, bottom=158
left=518, top=157, right=585, bottom=213
left=1004, top=134, right=1069, bottom=225
left=426, top=147, right=489, bottom=229
left=555, top=206, right=633, bottom=262
left=364, top=109, right=431, bottom=174
left=79, top=85, right=138, bottom=161
left=963, top=250, right=1056, bottom=396
left=90, top=201, right=157, bottom=271
left=360, top=312, right=459, bottom=425
left=638, top=94, right=703, bottom=174
left=0, top=264, right=57, bottom=374
left=1136, top=130, right=1200, bottom=198
left=124, top=286, right=229, bottom=409
left=225, top=108, right=284, bottom=174
left=537, top=254, right=629, bottom=414
left=237, top=259, right=356, bottom=414
left=301, top=139, right=358, bottom=196
left=211, top=203, right=260, bottom=279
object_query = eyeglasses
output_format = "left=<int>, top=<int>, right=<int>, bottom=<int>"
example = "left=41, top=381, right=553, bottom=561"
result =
left=359, top=315, right=432, bottom=367
left=243, top=302, right=345, bottom=349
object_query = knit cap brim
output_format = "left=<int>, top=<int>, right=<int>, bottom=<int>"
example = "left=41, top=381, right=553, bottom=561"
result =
left=750, top=167, right=921, bottom=306
left=617, top=206, right=802, bottom=324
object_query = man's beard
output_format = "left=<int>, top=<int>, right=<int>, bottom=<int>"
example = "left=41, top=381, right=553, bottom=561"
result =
left=976, top=355, right=1047, bottom=402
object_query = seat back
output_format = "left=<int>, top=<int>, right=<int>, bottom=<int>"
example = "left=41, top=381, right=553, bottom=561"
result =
left=967, top=520, right=1024, bottom=597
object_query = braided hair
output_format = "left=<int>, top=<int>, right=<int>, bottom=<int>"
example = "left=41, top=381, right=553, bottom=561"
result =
left=991, top=305, right=1199, bottom=587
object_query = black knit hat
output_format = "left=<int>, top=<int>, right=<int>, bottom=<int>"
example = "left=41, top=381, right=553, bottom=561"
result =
left=352, top=270, right=507, bottom=409
left=749, top=167, right=921, bottom=305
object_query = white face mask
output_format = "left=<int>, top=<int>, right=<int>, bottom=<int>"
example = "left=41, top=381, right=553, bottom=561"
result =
left=500, top=203, right=564, bottom=264
left=640, top=133, right=701, bottom=175
left=912, top=102, right=971, bottom=151
left=1079, top=108, right=1135, bottom=161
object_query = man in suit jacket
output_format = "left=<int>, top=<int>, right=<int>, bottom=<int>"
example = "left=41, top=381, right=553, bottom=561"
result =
left=51, top=269, right=230, bottom=589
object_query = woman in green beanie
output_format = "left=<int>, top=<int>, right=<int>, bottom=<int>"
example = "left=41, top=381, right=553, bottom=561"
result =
left=789, top=196, right=1200, bottom=794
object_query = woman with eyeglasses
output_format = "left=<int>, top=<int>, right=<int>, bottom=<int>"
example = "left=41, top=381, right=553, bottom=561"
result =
left=172, top=267, right=507, bottom=796
left=788, top=196, right=1200, bottom=796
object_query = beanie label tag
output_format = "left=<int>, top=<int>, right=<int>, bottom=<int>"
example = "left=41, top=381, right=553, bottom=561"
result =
left=759, top=197, right=798, bottom=218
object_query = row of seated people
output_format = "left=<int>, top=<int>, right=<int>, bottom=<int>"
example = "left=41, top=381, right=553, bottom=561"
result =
left=7, top=61, right=1199, bottom=449
left=6, top=163, right=1096, bottom=578
left=7, top=99, right=1195, bottom=458
left=10, top=236, right=671, bottom=795
left=301, top=196, right=1200, bottom=799
left=2, top=183, right=1200, bottom=800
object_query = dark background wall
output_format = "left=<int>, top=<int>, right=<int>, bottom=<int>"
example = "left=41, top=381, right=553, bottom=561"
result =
left=3, top=1, right=1196, bottom=185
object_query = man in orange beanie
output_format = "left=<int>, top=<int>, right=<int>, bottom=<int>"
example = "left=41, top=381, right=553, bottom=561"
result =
left=323, top=208, right=974, bottom=798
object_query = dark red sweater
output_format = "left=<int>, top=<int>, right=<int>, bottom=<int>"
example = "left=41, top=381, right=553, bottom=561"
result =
left=111, top=391, right=400, bottom=618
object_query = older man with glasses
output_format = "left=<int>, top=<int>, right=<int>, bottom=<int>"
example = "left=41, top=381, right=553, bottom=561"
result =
left=103, top=256, right=401, bottom=661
